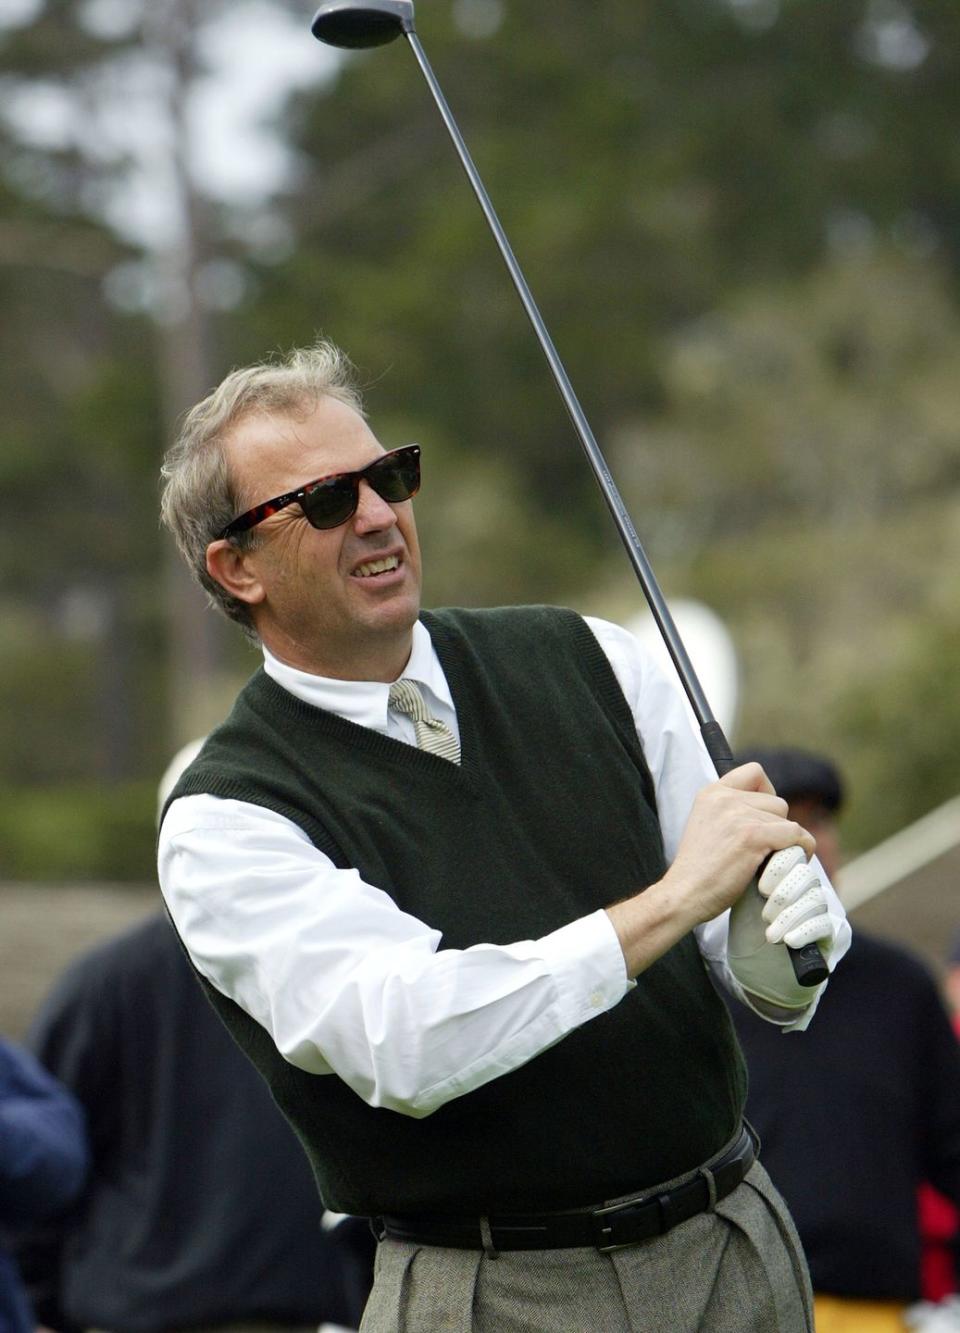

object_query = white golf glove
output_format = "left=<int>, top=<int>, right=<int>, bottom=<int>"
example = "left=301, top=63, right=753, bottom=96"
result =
left=727, top=846, right=834, bottom=1010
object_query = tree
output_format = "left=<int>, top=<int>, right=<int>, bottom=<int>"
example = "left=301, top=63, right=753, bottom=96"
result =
left=3, top=0, right=960, bottom=871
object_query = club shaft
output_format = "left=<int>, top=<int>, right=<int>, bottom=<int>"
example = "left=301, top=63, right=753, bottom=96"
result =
left=406, top=33, right=721, bottom=742
left=402, top=29, right=825, bottom=987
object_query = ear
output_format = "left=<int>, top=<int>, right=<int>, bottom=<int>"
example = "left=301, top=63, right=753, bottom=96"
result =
left=205, top=539, right=266, bottom=607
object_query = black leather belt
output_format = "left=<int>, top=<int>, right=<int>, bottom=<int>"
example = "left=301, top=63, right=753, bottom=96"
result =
left=375, top=1125, right=756, bottom=1253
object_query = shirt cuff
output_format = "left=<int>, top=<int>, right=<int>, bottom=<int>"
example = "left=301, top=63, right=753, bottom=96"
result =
left=402, top=910, right=635, bottom=1117
left=541, top=909, right=635, bottom=1029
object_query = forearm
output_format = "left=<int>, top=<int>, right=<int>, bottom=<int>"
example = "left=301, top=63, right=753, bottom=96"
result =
left=605, top=874, right=703, bottom=979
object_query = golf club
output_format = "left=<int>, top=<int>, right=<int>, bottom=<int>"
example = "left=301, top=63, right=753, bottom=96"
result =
left=311, top=0, right=827, bottom=987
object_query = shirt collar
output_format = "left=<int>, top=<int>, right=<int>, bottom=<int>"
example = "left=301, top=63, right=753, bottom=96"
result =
left=262, top=620, right=453, bottom=729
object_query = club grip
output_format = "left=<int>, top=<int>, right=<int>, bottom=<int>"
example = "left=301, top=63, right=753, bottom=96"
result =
left=789, top=939, right=829, bottom=987
left=750, top=856, right=827, bottom=987
left=706, top=726, right=827, bottom=989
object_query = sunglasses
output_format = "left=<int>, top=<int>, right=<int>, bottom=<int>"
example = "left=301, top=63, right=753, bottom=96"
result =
left=220, top=445, right=421, bottom=539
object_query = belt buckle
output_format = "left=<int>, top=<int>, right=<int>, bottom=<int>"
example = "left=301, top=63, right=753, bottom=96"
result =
left=593, top=1190, right=659, bottom=1253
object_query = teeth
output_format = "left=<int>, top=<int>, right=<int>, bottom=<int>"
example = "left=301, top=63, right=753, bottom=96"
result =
left=355, top=555, right=399, bottom=578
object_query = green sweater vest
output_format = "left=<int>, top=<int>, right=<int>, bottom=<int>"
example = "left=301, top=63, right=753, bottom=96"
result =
left=168, top=605, right=745, bottom=1215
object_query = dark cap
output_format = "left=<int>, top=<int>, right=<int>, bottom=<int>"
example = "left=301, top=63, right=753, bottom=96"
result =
left=734, top=746, right=845, bottom=812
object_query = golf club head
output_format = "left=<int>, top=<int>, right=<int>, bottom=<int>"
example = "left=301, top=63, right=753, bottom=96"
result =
left=311, top=0, right=414, bottom=49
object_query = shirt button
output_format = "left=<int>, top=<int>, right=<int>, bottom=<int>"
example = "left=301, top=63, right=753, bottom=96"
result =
left=590, top=989, right=604, bottom=1008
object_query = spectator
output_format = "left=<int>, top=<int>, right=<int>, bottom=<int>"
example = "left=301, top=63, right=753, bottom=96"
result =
left=729, top=746, right=960, bottom=1333
left=918, top=932, right=960, bottom=1305
left=13, top=742, right=373, bottom=1333
left=0, top=1036, right=88, bottom=1333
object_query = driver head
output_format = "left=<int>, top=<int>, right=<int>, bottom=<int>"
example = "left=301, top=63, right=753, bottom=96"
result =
left=311, top=0, right=414, bottom=49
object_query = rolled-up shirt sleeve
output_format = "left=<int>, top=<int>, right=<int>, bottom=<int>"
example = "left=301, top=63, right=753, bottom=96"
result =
left=160, top=796, right=631, bottom=1117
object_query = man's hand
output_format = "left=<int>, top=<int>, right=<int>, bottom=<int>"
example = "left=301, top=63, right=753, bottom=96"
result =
left=664, top=763, right=816, bottom=925
left=607, top=763, right=816, bottom=980
left=758, top=845, right=833, bottom=950
left=727, top=845, right=839, bottom=1012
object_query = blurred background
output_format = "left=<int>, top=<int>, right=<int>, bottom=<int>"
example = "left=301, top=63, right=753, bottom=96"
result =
left=2, top=0, right=960, bottom=1023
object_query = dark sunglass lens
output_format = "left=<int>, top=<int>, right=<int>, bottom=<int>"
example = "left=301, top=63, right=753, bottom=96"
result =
left=371, top=452, right=420, bottom=503
left=300, top=477, right=359, bottom=530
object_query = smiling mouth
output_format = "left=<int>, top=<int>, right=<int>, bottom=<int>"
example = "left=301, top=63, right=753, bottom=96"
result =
left=354, top=555, right=400, bottom=578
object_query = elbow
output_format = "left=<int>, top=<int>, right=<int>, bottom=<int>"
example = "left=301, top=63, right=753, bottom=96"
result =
left=278, top=1035, right=452, bottom=1119
left=275, top=953, right=496, bottom=1119
left=369, top=1084, right=445, bottom=1119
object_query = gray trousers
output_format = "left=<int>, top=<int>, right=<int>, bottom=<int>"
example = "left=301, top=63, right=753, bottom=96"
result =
left=359, top=1160, right=813, bottom=1333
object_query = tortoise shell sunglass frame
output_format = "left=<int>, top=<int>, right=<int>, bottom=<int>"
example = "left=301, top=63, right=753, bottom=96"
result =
left=219, top=445, right=422, bottom=539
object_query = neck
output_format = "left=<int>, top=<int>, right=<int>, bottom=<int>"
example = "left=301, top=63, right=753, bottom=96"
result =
left=260, top=625, right=414, bottom=683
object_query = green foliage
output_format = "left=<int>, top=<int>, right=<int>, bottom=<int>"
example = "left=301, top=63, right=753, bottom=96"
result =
left=0, top=781, right=157, bottom=880
left=608, top=247, right=960, bottom=558
left=3, top=0, right=960, bottom=875
left=650, top=493, right=960, bottom=855
left=0, top=8, right=171, bottom=796
left=836, top=611, right=960, bottom=853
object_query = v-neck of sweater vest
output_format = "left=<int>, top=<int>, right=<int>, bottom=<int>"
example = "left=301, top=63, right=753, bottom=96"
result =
left=241, top=610, right=491, bottom=788
left=167, top=607, right=643, bottom=824
left=243, top=608, right=631, bottom=785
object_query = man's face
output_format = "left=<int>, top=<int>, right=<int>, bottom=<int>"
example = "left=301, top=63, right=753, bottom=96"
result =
left=217, top=395, right=422, bottom=680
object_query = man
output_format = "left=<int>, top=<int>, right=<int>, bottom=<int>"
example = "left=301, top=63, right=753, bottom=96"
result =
left=0, top=1036, right=88, bottom=1333
left=14, top=743, right=369, bottom=1333
left=729, top=747, right=960, bottom=1333
left=157, top=340, right=850, bottom=1332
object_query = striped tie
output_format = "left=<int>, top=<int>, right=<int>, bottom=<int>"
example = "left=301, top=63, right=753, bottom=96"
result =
left=388, top=679, right=461, bottom=764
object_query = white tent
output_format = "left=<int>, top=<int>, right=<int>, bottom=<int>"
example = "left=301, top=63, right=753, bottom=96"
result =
left=625, top=599, right=740, bottom=738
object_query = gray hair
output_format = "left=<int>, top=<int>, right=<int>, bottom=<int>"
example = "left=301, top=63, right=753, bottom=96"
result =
left=159, top=340, right=364, bottom=637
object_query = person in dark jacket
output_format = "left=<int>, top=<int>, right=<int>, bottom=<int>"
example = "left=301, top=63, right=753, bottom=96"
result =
left=13, top=742, right=373, bottom=1333
left=14, top=910, right=374, bottom=1333
left=0, top=1036, right=88, bottom=1333
left=729, top=746, right=960, bottom=1333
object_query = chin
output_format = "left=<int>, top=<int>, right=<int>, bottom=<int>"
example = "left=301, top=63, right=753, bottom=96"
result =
left=352, top=587, right=416, bottom=631
left=380, top=597, right=421, bottom=633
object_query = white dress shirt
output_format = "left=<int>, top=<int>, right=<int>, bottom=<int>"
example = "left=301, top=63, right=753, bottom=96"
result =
left=159, top=615, right=850, bottom=1118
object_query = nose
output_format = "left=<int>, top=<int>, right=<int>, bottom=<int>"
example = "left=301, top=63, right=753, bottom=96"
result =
left=353, top=479, right=397, bottom=533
